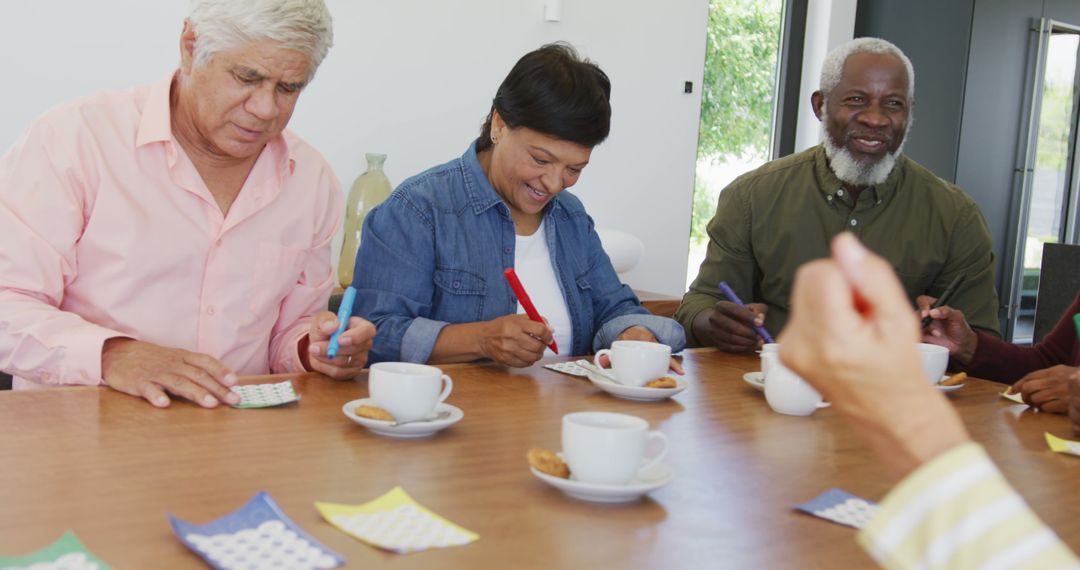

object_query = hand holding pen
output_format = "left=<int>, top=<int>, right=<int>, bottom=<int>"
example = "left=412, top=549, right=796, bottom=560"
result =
left=306, top=285, right=376, bottom=379
left=327, top=286, right=357, bottom=360
left=700, top=281, right=772, bottom=352
left=916, top=274, right=977, bottom=364
left=503, top=268, right=559, bottom=354
left=919, top=273, right=966, bottom=328
left=718, top=281, right=774, bottom=343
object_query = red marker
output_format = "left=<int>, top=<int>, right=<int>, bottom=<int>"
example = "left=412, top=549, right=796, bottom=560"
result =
left=503, top=267, right=559, bottom=354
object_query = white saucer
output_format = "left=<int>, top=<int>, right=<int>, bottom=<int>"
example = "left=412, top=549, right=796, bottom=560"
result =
left=935, top=375, right=965, bottom=393
left=530, top=460, right=674, bottom=503
left=342, top=399, right=463, bottom=438
left=585, top=371, right=688, bottom=401
left=742, top=371, right=765, bottom=392
left=748, top=371, right=963, bottom=394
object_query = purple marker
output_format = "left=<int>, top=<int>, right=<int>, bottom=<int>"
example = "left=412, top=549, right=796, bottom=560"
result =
left=718, top=281, right=775, bottom=343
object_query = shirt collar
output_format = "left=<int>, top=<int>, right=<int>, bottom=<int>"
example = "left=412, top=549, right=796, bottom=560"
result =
left=813, top=143, right=904, bottom=203
left=135, top=71, right=296, bottom=176
left=135, top=73, right=177, bottom=148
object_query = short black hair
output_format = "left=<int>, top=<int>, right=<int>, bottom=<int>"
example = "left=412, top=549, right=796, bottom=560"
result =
left=477, top=42, right=611, bottom=152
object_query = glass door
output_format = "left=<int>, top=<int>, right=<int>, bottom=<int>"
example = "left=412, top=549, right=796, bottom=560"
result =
left=1007, top=19, right=1080, bottom=342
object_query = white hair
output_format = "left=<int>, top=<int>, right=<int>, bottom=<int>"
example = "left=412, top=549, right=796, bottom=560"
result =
left=188, top=0, right=333, bottom=81
left=819, top=37, right=914, bottom=104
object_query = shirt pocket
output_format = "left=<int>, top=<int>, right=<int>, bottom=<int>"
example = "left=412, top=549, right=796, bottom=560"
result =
left=249, top=241, right=306, bottom=313
left=574, top=273, right=592, bottom=294
left=573, top=272, right=594, bottom=329
left=432, top=268, right=487, bottom=321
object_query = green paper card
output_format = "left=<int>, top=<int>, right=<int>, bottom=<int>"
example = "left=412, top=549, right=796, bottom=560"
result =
left=0, top=531, right=112, bottom=569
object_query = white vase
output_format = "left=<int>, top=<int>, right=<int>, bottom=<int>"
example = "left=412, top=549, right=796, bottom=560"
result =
left=338, top=153, right=392, bottom=288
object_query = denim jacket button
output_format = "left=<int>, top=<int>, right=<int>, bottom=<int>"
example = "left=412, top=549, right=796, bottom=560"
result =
left=452, top=280, right=461, bottom=289
left=503, top=246, right=512, bottom=254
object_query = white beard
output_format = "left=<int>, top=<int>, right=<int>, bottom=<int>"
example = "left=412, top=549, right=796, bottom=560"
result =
left=820, top=121, right=907, bottom=187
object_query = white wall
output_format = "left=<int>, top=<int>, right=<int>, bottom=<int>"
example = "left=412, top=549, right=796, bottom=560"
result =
left=0, top=0, right=707, bottom=296
left=794, top=0, right=856, bottom=152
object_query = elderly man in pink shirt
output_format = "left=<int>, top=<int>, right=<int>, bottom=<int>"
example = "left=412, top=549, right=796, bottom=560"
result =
left=0, top=0, right=375, bottom=408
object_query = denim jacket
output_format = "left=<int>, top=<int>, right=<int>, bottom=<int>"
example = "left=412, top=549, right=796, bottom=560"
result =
left=352, top=142, right=685, bottom=364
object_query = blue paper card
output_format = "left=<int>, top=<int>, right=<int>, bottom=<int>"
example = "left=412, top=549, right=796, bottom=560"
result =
left=795, top=488, right=878, bottom=529
left=168, top=492, right=344, bottom=570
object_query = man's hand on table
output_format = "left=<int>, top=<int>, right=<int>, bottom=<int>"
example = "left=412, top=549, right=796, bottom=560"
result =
left=1009, top=365, right=1079, bottom=414
left=101, top=338, right=240, bottom=408
left=692, top=300, right=767, bottom=353
left=304, top=312, right=376, bottom=379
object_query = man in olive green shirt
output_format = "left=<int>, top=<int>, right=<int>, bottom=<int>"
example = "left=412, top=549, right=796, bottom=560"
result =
left=676, top=37, right=999, bottom=352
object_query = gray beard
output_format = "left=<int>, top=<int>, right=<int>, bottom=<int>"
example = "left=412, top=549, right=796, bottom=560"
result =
left=821, top=126, right=906, bottom=187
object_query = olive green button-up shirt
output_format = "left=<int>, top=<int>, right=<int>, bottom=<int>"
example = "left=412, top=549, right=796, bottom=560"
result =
left=676, top=145, right=1000, bottom=345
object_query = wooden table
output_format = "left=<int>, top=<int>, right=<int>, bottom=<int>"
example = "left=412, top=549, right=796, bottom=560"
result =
left=2, top=349, right=1078, bottom=568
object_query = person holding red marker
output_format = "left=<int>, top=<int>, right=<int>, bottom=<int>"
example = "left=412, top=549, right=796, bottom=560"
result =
left=350, top=44, right=685, bottom=369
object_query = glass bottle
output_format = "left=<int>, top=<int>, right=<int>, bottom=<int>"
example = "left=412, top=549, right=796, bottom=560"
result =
left=338, top=153, right=392, bottom=288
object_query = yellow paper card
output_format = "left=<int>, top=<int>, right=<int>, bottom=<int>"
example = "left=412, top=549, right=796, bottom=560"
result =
left=316, top=487, right=478, bottom=553
left=1045, top=432, right=1080, bottom=456
left=1000, top=389, right=1026, bottom=404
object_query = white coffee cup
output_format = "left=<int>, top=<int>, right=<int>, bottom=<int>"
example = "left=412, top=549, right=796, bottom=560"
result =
left=593, top=340, right=671, bottom=386
left=562, top=412, right=669, bottom=485
left=917, top=343, right=949, bottom=384
left=760, top=343, right=780, bottom=380
left=762, top=353, right=826, bottom=416
left=368, top=362, right=453, bottom=422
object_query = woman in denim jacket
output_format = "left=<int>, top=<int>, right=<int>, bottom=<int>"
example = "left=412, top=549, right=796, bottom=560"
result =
left=351, top=43, right=685, bottom=368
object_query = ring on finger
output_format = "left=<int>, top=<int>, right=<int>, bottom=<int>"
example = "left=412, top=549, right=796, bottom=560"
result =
left=346, top=355, right=353, bottom=365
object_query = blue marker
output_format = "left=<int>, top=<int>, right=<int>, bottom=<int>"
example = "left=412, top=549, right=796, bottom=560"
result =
left=718, top=281, right=775, bottom=344
left=327, top=286, right=357, bottom=359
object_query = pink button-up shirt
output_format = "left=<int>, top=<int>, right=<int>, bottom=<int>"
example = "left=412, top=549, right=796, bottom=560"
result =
left=0, top=74, right=343, bottom=388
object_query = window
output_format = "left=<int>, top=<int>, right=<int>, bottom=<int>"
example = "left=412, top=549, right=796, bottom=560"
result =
left=687, top=0, right=786, bottom=287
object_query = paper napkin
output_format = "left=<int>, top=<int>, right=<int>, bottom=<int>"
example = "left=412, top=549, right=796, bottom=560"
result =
left=168, top=491, right=344, bottom=570
left=795, top=488, right=878, bottom=529
left=1045, top=432, right=1080, bottom=456
left=1000, top=389, right=1026, bottom=404
left=316, top=487, right=478, bottom=554
left=230, top=380, right=300, bottom=408
left=0, top=531, right=112, bottom=570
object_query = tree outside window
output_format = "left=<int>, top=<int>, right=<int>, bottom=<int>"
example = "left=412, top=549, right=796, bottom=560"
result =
left=688, top=0, right=784, bottom=287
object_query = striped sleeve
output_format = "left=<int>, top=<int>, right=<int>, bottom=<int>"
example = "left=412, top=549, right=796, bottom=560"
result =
left=857, top=442, right=1079, bottom=570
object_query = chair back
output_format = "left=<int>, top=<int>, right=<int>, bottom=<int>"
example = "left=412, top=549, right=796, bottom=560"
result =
left=1034, top=242, right=1080, bottom=342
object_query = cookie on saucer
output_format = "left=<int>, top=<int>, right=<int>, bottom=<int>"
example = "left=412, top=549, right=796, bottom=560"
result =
left=941, top=372, right=967, bottom=386
left=354, top=405, right=395, bottom=422
left=645, top=376, right=678, bottom=389
left=528, top=447, right=570, bottom=479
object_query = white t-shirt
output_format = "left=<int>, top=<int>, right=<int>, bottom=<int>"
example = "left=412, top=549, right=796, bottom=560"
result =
left=514, top=221, right=573, bottom=355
